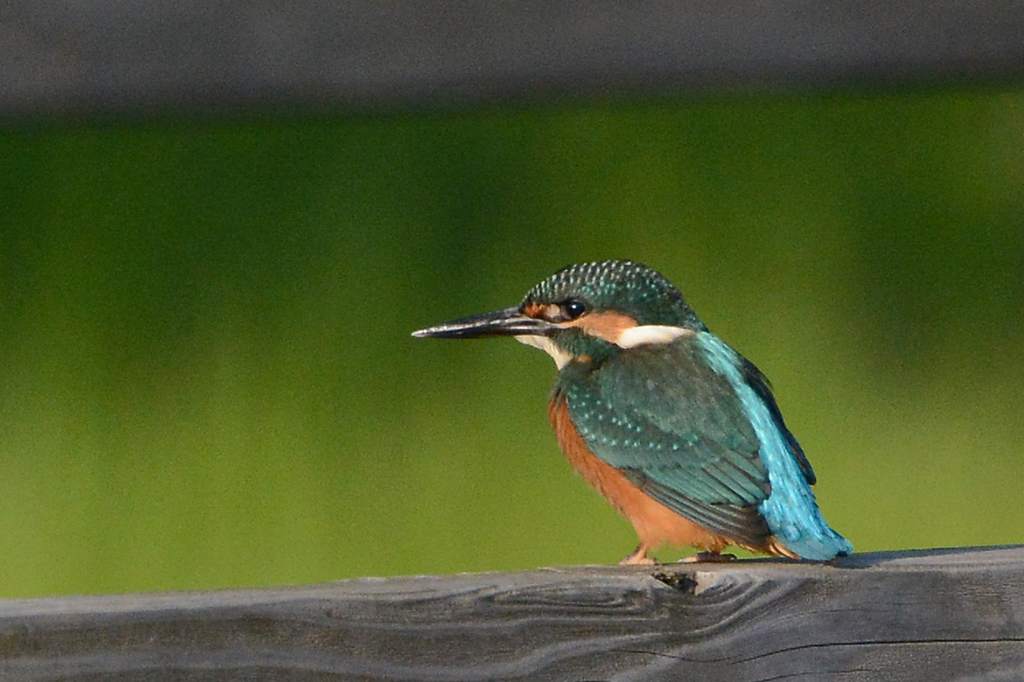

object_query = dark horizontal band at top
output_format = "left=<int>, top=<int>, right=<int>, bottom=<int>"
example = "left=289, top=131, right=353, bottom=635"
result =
left=3, top=1, right=1024, bottom=121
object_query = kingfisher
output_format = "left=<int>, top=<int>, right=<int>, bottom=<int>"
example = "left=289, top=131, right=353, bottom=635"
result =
left=412, top=260, right=851, bottom=564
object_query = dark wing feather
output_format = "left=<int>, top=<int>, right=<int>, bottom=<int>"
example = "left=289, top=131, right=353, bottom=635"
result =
left=559, top=338, right=773, bottom=546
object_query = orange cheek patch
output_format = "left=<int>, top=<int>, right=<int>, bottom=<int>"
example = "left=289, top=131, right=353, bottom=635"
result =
left=563, top=311, right=637, bottom=343
left=523, top=302, right=559, bottom=319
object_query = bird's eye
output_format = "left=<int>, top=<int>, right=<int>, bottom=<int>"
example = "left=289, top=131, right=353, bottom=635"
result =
left=561, top=299, right=587, bottom=320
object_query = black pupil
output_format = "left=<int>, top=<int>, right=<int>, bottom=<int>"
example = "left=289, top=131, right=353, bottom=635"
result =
left=563, top=300, right=586, bottom=319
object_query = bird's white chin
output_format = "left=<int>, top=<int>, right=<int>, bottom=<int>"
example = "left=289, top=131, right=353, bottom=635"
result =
left=514, top=335, right=572, bottom=369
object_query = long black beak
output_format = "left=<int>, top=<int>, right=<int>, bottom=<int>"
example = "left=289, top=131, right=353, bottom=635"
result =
left=411, top=306, right=557, bottom=339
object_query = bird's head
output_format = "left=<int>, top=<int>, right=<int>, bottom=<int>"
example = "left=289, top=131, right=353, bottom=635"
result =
left=412, top=260, right=705, bottom=368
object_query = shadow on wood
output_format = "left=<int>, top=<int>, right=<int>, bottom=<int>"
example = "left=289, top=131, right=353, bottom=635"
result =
left=1, top=546, right=1023, bottom=680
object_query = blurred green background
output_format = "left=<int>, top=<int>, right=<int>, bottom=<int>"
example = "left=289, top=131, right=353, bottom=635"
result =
left=2, top=88, right=1022, bottom=598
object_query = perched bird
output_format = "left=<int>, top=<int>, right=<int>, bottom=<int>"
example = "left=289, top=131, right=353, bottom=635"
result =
left=412, top=260, right=851, bottom=564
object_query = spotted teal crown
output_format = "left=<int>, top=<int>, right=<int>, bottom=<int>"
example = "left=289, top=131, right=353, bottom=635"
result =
left=522, top=260, right=705, bottom=329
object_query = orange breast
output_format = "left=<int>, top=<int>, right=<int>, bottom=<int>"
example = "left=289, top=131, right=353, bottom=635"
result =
left=548, top=397, right=729, bottom=553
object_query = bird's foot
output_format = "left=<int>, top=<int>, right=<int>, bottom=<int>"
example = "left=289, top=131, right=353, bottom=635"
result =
left=619, top=545, right=655, bottom=566
left=679, top=551, right=736, bottom=563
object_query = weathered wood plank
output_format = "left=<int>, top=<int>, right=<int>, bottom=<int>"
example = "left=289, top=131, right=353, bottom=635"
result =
left=1, top=546, right=1023, bottom=680
left=3, top=2, right=1024, bottom=121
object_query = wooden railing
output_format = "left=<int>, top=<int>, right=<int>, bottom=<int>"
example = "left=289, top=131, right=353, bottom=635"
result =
left=2, top=546, right=1022, bottom=680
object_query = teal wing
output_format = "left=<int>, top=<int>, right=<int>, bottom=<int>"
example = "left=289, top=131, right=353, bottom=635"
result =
left=559, top=338, right=774, bottom=547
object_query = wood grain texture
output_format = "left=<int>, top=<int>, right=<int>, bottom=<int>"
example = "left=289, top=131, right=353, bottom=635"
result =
left=1, top=546, right=1023, bottom=680
left=3, top=2, right=1024, bottom=122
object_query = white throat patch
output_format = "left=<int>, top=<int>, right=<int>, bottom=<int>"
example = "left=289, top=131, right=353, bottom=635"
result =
left=515, top=335, right=572, bottom=369
left=616, top=325, right=693, bottom=348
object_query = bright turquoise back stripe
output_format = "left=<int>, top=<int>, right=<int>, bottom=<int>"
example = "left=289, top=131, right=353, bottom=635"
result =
left=696, top=333, right=852, bottom=560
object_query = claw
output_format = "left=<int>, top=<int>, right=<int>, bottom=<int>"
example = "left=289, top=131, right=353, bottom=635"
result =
left=620, top=544, right=655, bottom=566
